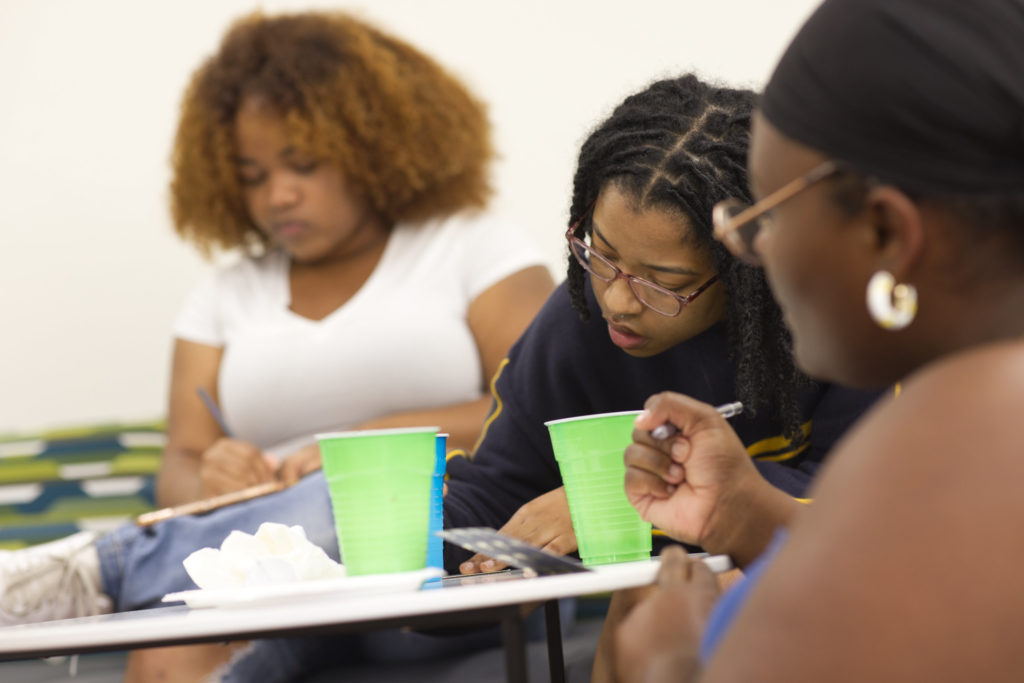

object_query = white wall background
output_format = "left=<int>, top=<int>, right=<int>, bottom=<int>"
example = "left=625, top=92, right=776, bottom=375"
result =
left=0, top=0, right=820, bottom=433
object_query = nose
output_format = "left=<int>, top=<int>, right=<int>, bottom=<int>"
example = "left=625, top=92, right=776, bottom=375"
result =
left=600, top=274, right=645, bottom=318
left=267, top=172, right=300, bottom=209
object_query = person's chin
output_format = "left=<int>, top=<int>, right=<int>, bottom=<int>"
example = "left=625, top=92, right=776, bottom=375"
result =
left=285, top=243, right=330, bottom=265
left=619, top=342, right=665, bottom=358
left=618, top=348, right=659, bottom=358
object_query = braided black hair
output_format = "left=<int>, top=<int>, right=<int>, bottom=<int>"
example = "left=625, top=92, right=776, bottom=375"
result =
left=566, top=74, right=811, bottom=439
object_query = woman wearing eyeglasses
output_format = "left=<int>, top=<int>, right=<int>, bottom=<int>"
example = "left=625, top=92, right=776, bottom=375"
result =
left=446, top=74, right=881, bottom=575
left=614, top=0, right=1024, bottom=680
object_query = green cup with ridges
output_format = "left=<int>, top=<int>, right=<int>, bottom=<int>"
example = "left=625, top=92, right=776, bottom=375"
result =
left=317, top=426, right=438, bottom=575
left=545, top=411, right=651, bottom=566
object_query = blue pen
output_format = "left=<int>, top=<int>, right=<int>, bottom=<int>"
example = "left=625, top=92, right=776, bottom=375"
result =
left=649, top=401, right=743, bottom=440
left=197, top=387, right=234, bottom=437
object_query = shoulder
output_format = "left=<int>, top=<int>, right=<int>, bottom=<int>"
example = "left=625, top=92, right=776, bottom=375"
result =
left=393, top=210, right=549, bottom=299
left=432, top=210, right=531, bottom=238
left=870, top=340, right=1024, bottom=452
left=906, top=339, right=1024, bottom=402
left=177, top=251, right=286, bottom=322
left=810, top=340, right=1024, bottom=522
left=403, top=210, right=543, bottom=257
left=201, top=250, right=286, bottom=292
left=731, top=343, right=1024, bottom=678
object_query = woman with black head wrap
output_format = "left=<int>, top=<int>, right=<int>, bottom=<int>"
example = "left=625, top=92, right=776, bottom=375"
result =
left=612, top=0, right=1024, bottom=680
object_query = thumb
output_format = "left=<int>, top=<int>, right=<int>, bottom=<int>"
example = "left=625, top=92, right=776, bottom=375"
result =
left=657, top=545, right=692, bottom=585
left=263, top=453, right=281, bottom=475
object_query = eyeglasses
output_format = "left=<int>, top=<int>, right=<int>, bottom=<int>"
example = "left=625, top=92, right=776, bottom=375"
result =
left=565, top=210, right=719, bottom=317
left=712, top=160, right=844, bottom=266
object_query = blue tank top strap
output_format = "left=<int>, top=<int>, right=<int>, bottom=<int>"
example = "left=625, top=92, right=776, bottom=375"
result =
left=700, top=529, right=789, bottom=663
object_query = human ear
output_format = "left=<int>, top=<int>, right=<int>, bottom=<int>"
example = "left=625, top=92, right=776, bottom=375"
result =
left=862, top=185, right=925, bottom=279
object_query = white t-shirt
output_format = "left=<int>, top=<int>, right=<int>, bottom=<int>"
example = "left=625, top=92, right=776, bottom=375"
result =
left=173, top=212, right=546, bottom=458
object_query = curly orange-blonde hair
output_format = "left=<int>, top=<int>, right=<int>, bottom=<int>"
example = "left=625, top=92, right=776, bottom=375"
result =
left=170, top=11, right=493, bottom=255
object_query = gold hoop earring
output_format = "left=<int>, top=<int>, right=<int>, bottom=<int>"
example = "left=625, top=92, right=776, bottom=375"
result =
left=866, top=270, right=917, bottom=330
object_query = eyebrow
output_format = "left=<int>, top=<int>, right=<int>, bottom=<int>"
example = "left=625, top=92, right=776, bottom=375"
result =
left=591, top=221, right=702, bottom=277
left=234, top=146, right=302, bottom=165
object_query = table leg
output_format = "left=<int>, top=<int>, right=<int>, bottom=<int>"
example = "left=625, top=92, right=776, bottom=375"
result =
left=544, top=600, right=566, bottom=683
left=501, top=614, right=528, bottom=683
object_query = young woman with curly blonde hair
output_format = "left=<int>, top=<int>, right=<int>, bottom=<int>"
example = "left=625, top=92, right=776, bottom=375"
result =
left=159, top=10, right=553, bottom=507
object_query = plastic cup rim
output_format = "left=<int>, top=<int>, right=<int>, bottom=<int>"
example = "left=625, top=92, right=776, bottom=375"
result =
left=316, top=426, right=441, bottom=440
left=544, top=410, right=643, bottom=427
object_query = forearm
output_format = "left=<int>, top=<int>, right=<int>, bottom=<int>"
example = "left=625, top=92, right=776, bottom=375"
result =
left=155, top=448, right=204, bottom=507
left=702, top=458, right=815, bottom=567
left=704, top=478, right=802, bottom=569
left=357, top=396, right=492, bottom=452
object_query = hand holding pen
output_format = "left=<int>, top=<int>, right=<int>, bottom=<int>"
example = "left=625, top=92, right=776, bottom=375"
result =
left=197, top=388, right=275, bottom=480
left=164, top=389, right=284, bottom=512
left=625, top=394, right=758, bottom=552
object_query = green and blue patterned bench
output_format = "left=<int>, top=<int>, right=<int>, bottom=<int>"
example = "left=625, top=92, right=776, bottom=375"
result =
left=0, top=422, right=164, bottom=549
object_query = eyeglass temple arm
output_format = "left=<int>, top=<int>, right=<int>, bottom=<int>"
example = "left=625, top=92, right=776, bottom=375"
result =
left=723, top=161, right=840, bottom=230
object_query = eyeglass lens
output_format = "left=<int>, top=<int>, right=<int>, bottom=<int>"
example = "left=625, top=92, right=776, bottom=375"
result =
left=570, top=240, right=681, bottom=315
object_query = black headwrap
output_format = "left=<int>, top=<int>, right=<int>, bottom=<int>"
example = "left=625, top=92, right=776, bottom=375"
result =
left=762, top=0, right=1024, bottom=194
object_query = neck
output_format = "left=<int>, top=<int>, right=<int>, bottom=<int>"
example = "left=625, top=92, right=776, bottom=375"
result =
left=901, top=279, right=1024, bottom=376
left=296, top=213, right=391, bottom=273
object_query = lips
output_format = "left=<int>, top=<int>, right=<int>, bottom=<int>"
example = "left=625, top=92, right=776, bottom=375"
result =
left=606, top=320, right=647, bottom=350
left=272, top=219, right=312, bottom=240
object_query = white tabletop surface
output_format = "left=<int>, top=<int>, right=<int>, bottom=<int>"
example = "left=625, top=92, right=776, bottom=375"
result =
left=0, top=559, right=665, bottom=658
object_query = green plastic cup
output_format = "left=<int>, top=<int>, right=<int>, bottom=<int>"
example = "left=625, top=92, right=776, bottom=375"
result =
left=545, top=411, right=652, bottom=566
left=317, top=426, right=438, bottom=576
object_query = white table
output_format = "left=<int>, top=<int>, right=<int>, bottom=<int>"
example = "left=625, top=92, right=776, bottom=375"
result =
left=0, top=559, right=663, bottom=682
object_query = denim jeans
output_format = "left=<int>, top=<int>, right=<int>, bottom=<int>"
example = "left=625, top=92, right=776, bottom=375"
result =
left=96, top=471, right=338, bottom=611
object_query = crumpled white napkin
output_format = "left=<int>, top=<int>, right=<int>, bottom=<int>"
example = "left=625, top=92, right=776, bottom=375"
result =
left=182, top=522, right=346, bottom=590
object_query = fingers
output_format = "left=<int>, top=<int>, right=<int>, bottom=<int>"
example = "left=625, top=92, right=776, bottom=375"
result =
left=460, top=488, right=578, bottom=575
left=634, top=392, right=728, bottom=441
left=200, top=439, right=276, bottom=496
left=657, top=545, right=719, bottom=596
left=624, top=447, right=681, bottom=500
left=276, top=459, right=300, bottom=486
left=505, top=488, right=577, bottom=554
left=656, top=544, right=691, bottom=582
left=625, top=441, right=686, bottom=484
left=539, top=530, right=577, bottom=557
left=277, top=445, right=321, bottom=485
left=459, top=553, right=509, bottom=575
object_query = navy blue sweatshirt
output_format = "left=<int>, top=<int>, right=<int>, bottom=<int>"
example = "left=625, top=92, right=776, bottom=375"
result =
left=443, top=281, right=881, bottom=570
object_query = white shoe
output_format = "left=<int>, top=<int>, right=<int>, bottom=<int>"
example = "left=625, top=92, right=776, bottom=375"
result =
left=0, top=531, right=113, bottom=624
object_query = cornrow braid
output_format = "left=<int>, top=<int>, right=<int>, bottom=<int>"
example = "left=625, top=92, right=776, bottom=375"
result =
left=566, top=74, right=812, bottom=440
